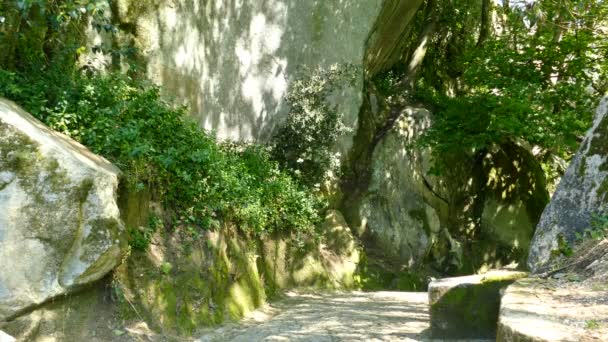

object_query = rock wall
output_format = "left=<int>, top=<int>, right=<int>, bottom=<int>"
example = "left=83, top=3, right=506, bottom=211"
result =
left=528, top=97, right=608, bottom=272
left=113, top=191, right=360, bottom=336
left=350, top=106, right=549, bottom=275
left=105, top=0, right=547, bottom=276
left=112, top=0, right=384, bottom=143
left=0, top=99, right=126, bottom=322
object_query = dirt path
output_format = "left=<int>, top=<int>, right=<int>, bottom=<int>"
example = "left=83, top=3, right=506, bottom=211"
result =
left=196, top=291, right=486, bottom=342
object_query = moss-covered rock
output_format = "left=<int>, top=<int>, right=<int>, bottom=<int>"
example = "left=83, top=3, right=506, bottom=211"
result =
left=428, top=270, right=527, bottom=339
left=113, top=195, right=360, bottom=336
left=476, top=141, right=550, bottom=271
left=346, top=105, right=546, bottom=276
left=355, top=108, right=445, bottom=271
left=0, top=99, right=126, bottom=322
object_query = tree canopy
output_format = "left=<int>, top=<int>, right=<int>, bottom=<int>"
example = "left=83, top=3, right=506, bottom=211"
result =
left=373, top=0, right=608, bottom=164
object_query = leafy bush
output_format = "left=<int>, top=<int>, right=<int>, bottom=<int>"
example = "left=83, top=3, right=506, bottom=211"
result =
left=271, top=64, right=358, bottom=188
left=0, top=69, right=323, bottom=237
left=0, top=0, right=113, bottom=72
left=575, top=214, right=608, bottom=242
left=412, top=0, right=605, bottom=173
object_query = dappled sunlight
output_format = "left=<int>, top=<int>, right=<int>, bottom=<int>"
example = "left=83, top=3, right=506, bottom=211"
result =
left=198, top=291, right=431, bottom=341
left=115, top=0, right=383, bottom=142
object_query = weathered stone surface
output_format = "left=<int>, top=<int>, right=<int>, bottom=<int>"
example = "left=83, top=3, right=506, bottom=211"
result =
left=429, top=270, right=527, bottom=339
left=359, top=108, right=446, bottom=269
left=365, top=0, right=425, bottom=76
left=355, top=107, right=547, bottom=274
left=0, top=99, right=125, bottom=321
left=528, top=98, right=608, bottom=272
left=114, top=190, right=360, bottom=336
left=113, top=0, right=384, bottom=144
left=498, top=278, right=608, bottom=342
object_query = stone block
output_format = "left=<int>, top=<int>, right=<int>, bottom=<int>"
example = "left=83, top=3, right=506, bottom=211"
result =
left=429, top=270, right=527, bottom=339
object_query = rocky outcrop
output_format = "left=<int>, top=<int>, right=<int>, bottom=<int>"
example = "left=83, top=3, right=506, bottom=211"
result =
left=106, top=0, right=548, bottom=278
left=529, top=97, right=608, bottom=272
left=351, top=106, right=548, bottom=275
left=358, top=108, right=443, bottom=269
left=112, top=0, right=384, bottom=143
left=0, top=99, right=126, bottom=321
left=476, top=141, right=550, bottom=270
left=2, top=188, right=360, bottom=339
left=428, top=270, right=527, bottom=339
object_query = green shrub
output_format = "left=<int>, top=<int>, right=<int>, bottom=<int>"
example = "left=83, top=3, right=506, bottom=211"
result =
left=575, top=213, right=608, bottom=242
left=271, top=64, right=358, bottom=188
left=127, top=215, right=162, bottom=251
left=0, top=69, right=323, bottom=237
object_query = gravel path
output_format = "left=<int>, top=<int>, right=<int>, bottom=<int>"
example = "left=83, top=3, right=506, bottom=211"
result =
left=196, top=291, right=488, bottom=342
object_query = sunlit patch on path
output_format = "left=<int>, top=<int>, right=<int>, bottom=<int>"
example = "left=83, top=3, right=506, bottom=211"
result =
left=197, top=291, right=491, bottom=341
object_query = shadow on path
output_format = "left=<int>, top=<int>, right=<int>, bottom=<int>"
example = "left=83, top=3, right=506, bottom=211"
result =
left=197, top=291, right=492, bottom=342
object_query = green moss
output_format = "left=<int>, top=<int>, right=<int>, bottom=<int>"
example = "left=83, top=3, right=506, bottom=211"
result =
left=480, top=271, right=528, bottom=283
left=0, top=122, right=39, bottom=183
left=114, top=224, right=359, bottom=337
left=311, top=3, right=326, bottom=43
left=430, top=275, right=524, bottom=338
left=578, top=156, right=588, bottom=178
left=0, top=120, right=102, bottom=263
left=599, top=178, right=608, bottom=201
left=73, top=178, right=94, bottom=204
left=118, top=185, right=151, bottom=230
left=588, top=115, right=608, bottom=157
left=354, top=251, right=427, bottom=291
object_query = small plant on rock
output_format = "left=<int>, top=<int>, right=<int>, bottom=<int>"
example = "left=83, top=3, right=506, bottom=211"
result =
left=575, top=213, right=608, bottom=242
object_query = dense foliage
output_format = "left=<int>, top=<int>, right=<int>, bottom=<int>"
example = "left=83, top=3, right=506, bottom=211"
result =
left=0, top=1, right=323, bottom=242
left=271, top=64, right=358, bottom=188
left=403, top=0, right=608, bottom=167
left=0, top=0, right=113, bottom=71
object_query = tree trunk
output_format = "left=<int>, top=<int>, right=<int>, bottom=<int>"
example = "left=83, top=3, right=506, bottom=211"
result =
left=476, top=0, right=491, bottom=47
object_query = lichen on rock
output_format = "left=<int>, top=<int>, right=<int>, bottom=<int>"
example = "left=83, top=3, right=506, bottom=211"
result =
left=0, top=98, right=126, bottom=321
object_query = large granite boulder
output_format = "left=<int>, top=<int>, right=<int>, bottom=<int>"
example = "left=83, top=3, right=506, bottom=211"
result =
left=477, top=141, right=549, bottom=270
left=359, top=108, right=445, bottom=268
left=355, top=107, right=547, bottom=274
left=528, top=97, right=608, bottom=272
left=0, top=99, right=126, bottom=321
